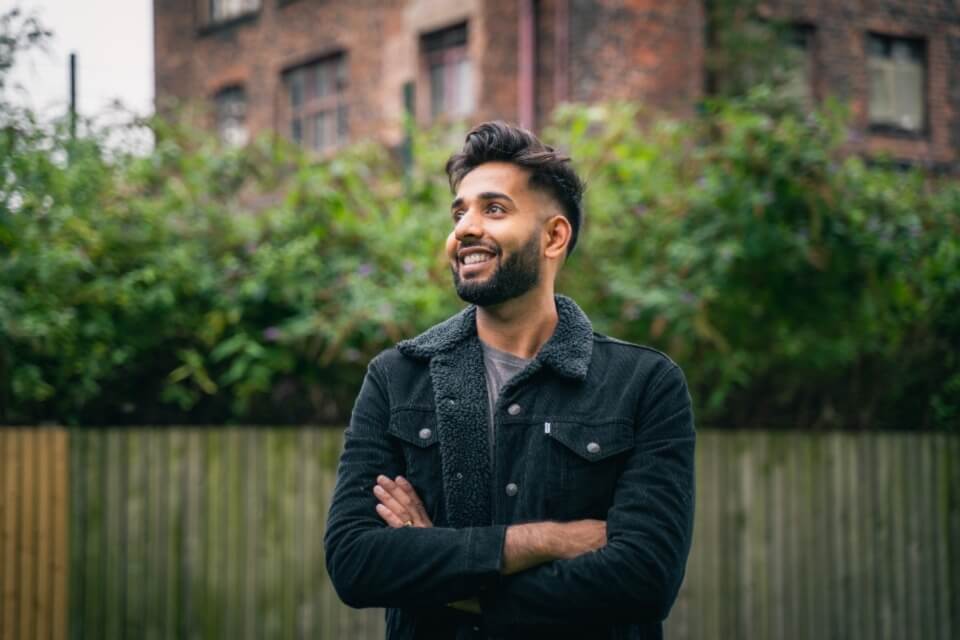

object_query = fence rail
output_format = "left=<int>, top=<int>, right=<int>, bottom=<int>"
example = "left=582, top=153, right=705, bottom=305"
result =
left=0, top=427, right=958, bottom=639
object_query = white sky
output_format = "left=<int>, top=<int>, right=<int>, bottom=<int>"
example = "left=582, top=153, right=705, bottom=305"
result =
left=3, top=0, right=153, bottom=122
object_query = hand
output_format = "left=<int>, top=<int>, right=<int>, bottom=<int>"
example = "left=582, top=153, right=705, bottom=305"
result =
left=373, top=474, right=434, bottom=528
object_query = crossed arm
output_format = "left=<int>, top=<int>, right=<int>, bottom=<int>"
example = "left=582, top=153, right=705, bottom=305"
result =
left=372, top=474, right=607, bottom=612
left=373, top=474, right=606, bottom=574
left=324, top=357, right=695, bottom=628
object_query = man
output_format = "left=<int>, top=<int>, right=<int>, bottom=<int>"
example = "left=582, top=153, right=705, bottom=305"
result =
left=324, top=121, right=695, bottom=639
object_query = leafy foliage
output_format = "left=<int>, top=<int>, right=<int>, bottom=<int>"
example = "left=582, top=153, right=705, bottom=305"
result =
left=1, top=10, right=957, bottom=428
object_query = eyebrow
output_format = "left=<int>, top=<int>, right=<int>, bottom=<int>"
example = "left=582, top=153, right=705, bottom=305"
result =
left=451, top=191, right=516, bottom=211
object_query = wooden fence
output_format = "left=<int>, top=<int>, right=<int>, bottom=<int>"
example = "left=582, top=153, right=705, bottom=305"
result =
left=0, top=427, right=957, bottom=639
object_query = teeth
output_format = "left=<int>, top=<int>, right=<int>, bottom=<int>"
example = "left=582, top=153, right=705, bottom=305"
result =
left=463, top=253, right=493, bottom=265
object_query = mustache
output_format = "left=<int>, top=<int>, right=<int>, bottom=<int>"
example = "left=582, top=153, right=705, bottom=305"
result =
left=457, top=241, right=500, bottom=254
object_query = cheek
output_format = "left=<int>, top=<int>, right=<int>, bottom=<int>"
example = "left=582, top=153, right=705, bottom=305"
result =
left=444, top=233, right=457, bottom=259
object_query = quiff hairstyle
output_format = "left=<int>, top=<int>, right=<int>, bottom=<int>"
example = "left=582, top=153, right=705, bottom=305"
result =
left=445, top=121, right=585, bottom=256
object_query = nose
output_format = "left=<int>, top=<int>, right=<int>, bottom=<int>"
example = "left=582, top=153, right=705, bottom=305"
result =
left=454, top=207, right=483, bottom=240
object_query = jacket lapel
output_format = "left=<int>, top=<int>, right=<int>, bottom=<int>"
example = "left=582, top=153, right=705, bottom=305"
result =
left=395, top=294, right=594, bottom=528
left=428, top=339, right=491, bottom=527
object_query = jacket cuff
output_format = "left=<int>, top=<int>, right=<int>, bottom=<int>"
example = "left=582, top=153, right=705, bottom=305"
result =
left=468, top=524, right=508, bottom=583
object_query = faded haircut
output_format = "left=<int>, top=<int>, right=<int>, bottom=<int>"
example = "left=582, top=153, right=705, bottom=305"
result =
left=445, top=121, right=585, bottom=256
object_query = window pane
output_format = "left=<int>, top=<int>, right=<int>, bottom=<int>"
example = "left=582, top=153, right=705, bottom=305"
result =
left=454, top=58, right=473, bottom=115
left=337, top=105, right=348, bottom=142
left=292, top=117, right=303, bottom=144
left=430, top=63, right=445, bottom=117
left=313, top=111, right=330, bottom=150
left=289, top=70, right=304, bottom=110
left=315, top=64, right=329, bottom=98
left=211, top=0, right=260, bottom=21
left=215, top=87, right=247, bottom=147
left=894, top=58, right=925, bottom=130
left=336, top=56, right=348, bottom=91
left=867, top=34, right=925, bottom=131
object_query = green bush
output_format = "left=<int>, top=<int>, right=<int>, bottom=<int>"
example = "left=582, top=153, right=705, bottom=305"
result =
left=1, top=87, right=957, bottom=428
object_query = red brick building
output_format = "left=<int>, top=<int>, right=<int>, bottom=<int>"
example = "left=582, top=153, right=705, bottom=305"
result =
left=153, top=0, right=960, bottom=168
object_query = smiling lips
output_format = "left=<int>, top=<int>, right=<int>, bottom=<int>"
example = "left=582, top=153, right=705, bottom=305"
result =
left=458, top=248, right=497, bottom=274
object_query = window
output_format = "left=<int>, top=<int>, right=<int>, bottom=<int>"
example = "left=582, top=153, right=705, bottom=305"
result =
left=209, top=0, right=261, bottom=23
left=780, top=25, right=815, bottom=105
left=283, top=54, right=349, bottom=152
left=214, top=86, right=248, bottom=147
left=422, top=23, right=473, bottom=119
left=867, top=34, right=926, bottom=133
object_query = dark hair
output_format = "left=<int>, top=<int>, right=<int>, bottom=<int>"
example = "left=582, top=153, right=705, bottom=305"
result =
left=445, top=121, right=585, bottom=256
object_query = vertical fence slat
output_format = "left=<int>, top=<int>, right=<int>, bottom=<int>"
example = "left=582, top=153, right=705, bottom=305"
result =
left=35, top=429, right=52, bottom=640
left=242, top=429, right=257, bottom=640
left=932, top=433, right=951, bottom=640
left=104, top=428, right=120, bottom=640
left=52, top=428, right=69, bottom=640
left=2, top=430, right=19, bottom=640
left=17, top=429, right=35, bottom=640
left=857, top=433, right=877, bottom=640
left=948, top=435, right=960, bottom=639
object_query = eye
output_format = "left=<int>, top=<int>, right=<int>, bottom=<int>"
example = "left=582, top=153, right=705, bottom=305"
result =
left=452, top=210, right=465, bottom=222
left=487, top=203, right=505, bottom=213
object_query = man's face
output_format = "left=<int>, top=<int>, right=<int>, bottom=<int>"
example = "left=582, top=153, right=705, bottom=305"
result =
left=445, top=162, right=549, bottom=307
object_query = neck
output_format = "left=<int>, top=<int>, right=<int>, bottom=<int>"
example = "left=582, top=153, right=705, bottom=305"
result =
left=474, top=286, right=558, bottom=360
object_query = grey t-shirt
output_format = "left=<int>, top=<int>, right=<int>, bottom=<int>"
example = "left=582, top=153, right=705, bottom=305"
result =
left=480, top=339, right=533, bottom=464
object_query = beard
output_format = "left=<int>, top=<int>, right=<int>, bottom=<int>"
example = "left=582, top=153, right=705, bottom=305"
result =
left=451, top=230, right=542, bottom=307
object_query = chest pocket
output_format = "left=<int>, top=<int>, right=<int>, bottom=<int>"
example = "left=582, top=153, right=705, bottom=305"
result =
left=546, top=419, right=635, bottom=520
left=386, top=408, right=443, bottom=521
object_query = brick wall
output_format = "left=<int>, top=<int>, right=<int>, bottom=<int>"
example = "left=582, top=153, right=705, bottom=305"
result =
left=765, top=0, right=960, bottom=167
left=153, top=0, right=959, bottom=167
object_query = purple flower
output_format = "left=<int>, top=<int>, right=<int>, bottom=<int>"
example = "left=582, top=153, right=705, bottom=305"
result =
left=263, top=326, right=282, bottom=342
left=357, top=263, right=373, bottom=277
left=402, top=260, right=415, bottom=273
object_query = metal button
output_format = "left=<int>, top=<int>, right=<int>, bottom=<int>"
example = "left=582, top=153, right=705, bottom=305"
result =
left=507, top=403, right=522, bottom=416
left=418, top=428, right=432, bottom=440
left=505, top=482, right=519, bottom=496
left=456, top=472, right=464, bottom=480
left=446, top=398, right=457, bottom=407
left=587, top=442, right=601, bottom=454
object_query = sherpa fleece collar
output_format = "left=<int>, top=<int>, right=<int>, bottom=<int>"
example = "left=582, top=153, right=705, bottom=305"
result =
left=396, top=293, right=594, bottom=380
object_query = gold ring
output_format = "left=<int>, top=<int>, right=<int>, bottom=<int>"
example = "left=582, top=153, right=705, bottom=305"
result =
left=403, top=520, right=414, bottom=527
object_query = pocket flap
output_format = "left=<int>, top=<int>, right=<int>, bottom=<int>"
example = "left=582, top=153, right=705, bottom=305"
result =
left=550, top=420, right=634, bottom=461
left=387, top=409, right=438, bottom=448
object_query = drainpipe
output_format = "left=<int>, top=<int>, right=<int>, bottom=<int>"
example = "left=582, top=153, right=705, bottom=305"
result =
left=518, top=0, right=536, bottom=129
left=554, top=0, right=569, bottom=105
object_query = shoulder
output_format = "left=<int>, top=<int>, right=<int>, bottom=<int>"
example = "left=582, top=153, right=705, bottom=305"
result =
left=592, top=331, right=679, bottom=368
left=590, top=331, right=688, bottom=390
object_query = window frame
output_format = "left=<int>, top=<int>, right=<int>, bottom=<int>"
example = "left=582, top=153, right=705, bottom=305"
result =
left=213, top=84, right=249, bottom=147
left=282, top=53, right=350, bottom=153
left=420, top=22, right=474, bottom=121
left=866, top=32, right=928, bottom=138
left=197, top=0, right=261, bottom=33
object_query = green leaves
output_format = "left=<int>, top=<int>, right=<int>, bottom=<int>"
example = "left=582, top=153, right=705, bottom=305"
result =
left=0, top=86, right=956, bottom=428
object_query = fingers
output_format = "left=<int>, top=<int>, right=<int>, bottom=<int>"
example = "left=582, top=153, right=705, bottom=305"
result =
left=375, top=502, right=407, bottom=528
left=394, top=475, right=432, bottom=525
left=373, top=474, right=433, bottom=527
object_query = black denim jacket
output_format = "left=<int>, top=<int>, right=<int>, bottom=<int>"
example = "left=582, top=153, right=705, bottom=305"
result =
left=324, top=294, right=696, bottom=640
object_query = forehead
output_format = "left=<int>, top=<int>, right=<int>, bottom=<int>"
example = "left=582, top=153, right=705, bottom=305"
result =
left=455, top=162, right=532, bottom=200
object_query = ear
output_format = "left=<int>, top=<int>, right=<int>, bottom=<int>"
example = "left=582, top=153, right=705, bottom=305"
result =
left=543, top=214, right=571, bottom=260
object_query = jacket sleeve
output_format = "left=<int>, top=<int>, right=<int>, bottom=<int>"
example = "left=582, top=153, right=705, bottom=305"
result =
left=323, top=354, right=507, bottom=609
left=479, top=362, right=696, bottom=629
